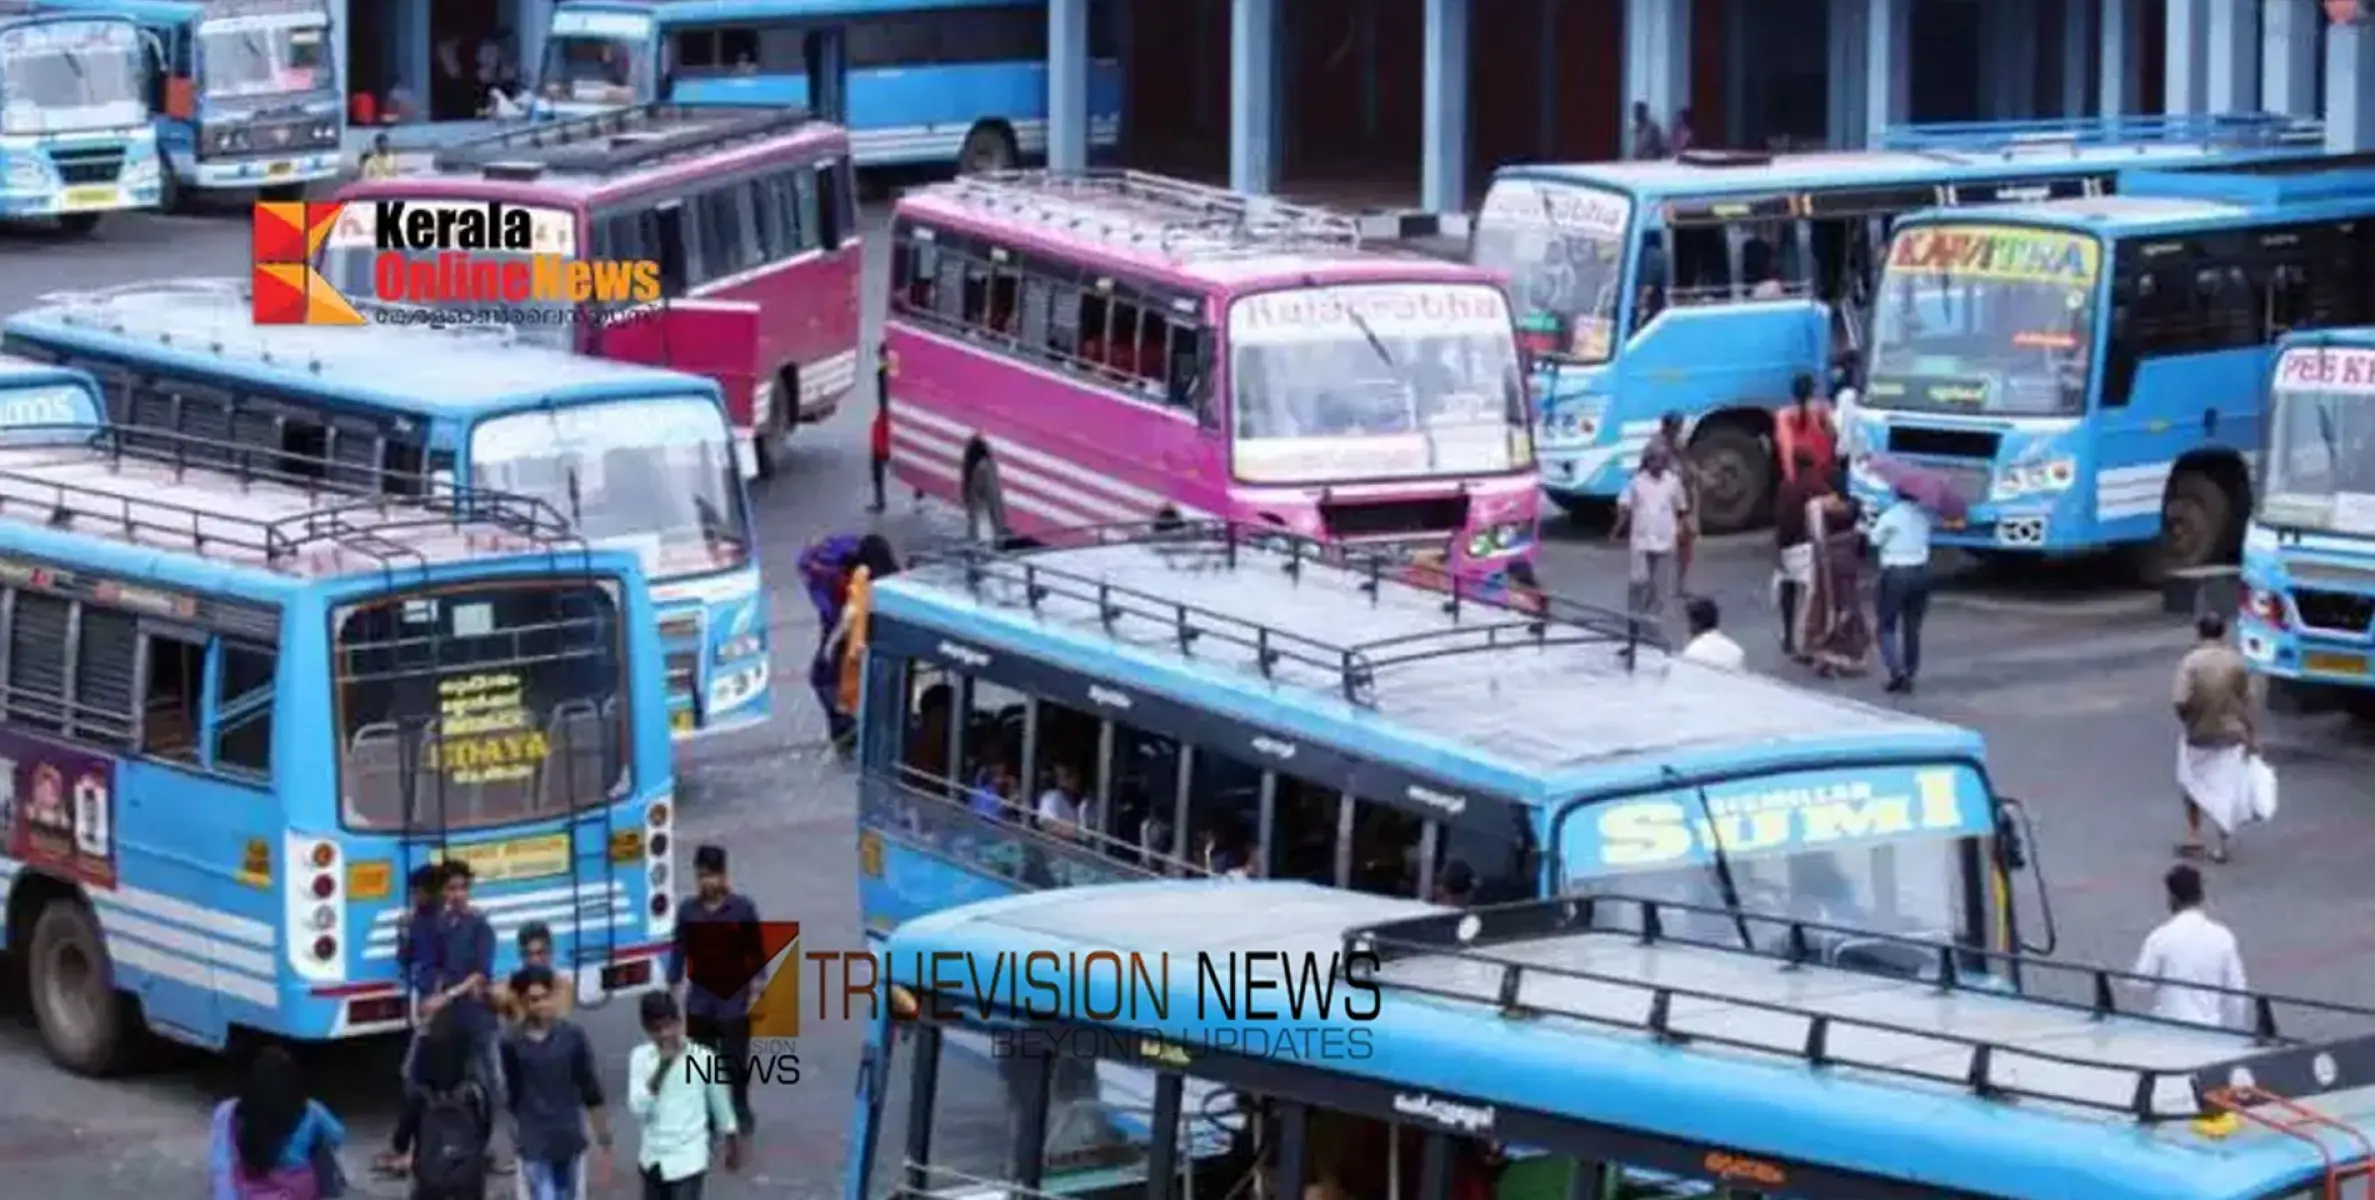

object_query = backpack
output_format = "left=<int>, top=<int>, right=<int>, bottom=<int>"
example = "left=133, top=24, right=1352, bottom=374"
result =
left=410, top=1083, right=488, bottom=1195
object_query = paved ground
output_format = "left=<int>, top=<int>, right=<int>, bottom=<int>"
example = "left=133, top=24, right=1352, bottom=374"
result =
left=3, top=204, right=2374, bottom=1195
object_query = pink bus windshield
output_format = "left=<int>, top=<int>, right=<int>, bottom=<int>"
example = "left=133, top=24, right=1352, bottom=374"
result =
left=1227, top=281, right=1529, bottom=485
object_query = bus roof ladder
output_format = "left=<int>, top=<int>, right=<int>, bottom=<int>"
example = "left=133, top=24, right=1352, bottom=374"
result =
left=1345, top=893, right=2375, bottom=1122
left=928, top=521, right=1656, bottom=707
left=1878, top=113, right=2325, bottom=160
left=431, top=103, right=817, bottom=180
left=2204, top=1086, right=2375, bottom=1200
left=943, top=170, right=1417, bottom=259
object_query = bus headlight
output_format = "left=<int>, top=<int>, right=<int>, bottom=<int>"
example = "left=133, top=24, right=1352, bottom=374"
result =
left=122, top=156, right=159, bottom=188
left=1537, top=399, right=1606, bottom=442
left=1466, top=524, right=1531, bottom=558
left=715, top=634, right=762, bottom=663
left=205, top=124, right=250, bottom=154
left=1991, top=458, right=2076, bottom=500
left=2, top=155, right=46, bottom=190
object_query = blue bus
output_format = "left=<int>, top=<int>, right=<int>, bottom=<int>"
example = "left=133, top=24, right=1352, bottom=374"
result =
left=0, top=351, right=103, bottom=419
left=1, top=279, right=771, bottom=742
left=854, top=526, right=2053, bottom=975
left=1848, top=162, right=2375, bottom=576
left=0, top=412, right=676, bottom=1072
left=2239, top=330, right=2375, bottom=722
left=533, top=0, right=1123, bottom=171
left=1471, top=115, right=2330, bottom=532
left=0, top=3, right=161, bottom=234
left=39, top=0, right=340, bottom=208
left=854, top=880, right=2375, bottom=1200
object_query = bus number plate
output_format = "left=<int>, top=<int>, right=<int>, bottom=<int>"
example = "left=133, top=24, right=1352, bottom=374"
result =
left=61, top=187, right=118, bottom=209
left=266, top=161, right=294, bottom=178
left=2305, top=651, right=2368, bottom=676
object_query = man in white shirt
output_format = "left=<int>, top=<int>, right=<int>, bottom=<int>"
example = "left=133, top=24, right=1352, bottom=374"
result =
left=2131, top=864, right=2248, bottom=1027
left=1679, top=597, right=1746, bottom=670
left=1613, top=446, right=1690, bottom=627
left=1035, top=762, right=1086, bottom=837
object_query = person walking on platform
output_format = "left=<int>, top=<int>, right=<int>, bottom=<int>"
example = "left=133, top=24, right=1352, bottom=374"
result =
left=2132, top=864, right=2248, bottom=1027
left=2172, top=612, right=2258, bottom=864
left=1612, top=444, right=1689, bottom=634
left=1868, top=484, right=1935, bottom=694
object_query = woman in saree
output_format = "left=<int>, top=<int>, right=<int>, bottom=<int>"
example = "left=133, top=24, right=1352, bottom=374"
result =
left=1798, top=492, right=1873, bottom=677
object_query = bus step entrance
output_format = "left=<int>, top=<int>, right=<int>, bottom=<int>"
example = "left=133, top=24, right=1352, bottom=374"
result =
left=2207, top=1085, right=2375, bottom=1199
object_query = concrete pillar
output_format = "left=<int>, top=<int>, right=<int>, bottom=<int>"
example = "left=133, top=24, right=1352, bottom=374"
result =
left=2165, top=0, right=2207, bottom=114
left=329, top=0, right=348, bottom=107
left=2061, top=0, right=2093, bottom=115
left=1228, top=0, right=1276, bottom=193
left=513, top=0, right=551, bottom=109
left=2263, top=0, right=2322, bottom=116
left=1983, top=0, right=2040, bottom=118
left=1723, top=0, right=1747, bottom=148
left=1862, top=0, right=1909, bottom=147
left=1620, top=0, right=1691, bottom=153
left=1539, top=0, right=1562, bottom=155
left=1420, top=0, right=1470, bottom=211
left=1047, top=0, right=1089, bottom=170
left=2329, top=16, right=2375, bottom=154
left=402, top=0, right=431, bottom=118
left=2205, top=0, right=2261, bottom=111
left=1829, top=0, right=1868, bottom=146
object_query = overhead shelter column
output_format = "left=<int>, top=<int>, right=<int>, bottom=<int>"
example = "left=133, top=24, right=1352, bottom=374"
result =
left=1229, top=0, right=1277, bottom=194
left=1420, top=0, right=1471, bottom=212
left=1827, top=0, right=1869, bottom=147
left=1981, top=0, right=2040, bottom=118
left=515, top=0, right=552, bottom=110
left=1861, top=0, right=1910, bottom=147
left=1619, top=0, right=1691, bottom=154
left=2330, top=9, right=2375, bottom=153
left=2263, top=0, right=2323, bottom=116
left=2100, top=0, right=2145, bottom=113
left=1047, top=0, right=1090, bottom=172
left=2062, top=0, right=2094, bottom=116
left=2205, top=0, right=2261, bottom=110
left=2165, top=0, right=2208, bottom=113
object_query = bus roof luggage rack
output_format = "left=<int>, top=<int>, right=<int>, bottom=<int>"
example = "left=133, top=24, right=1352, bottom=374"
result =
left=38, top=277, right=527, bottom=365
left=1344, top=894, right=2375, bottom=1122
left=919, top=520, right=1658, bottom=706
left=941, top=170, right=1443, bottom=259
left=0, top=422, right=589, bottom=577
left=1879, top=112, right=2325, bottom=158
left=431, top=103, right=816, bottom=179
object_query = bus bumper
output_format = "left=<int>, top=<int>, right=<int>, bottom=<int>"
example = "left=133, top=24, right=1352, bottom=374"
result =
left=180, top=151, right=343, bottom=191
left=2238, top=617, right=2375, bottom=706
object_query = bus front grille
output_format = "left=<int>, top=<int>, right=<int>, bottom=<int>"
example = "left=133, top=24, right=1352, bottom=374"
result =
left=1319, top=495, right=1472, bottom=541
left=49, top=148, right=124, bottom=185
left=2292, top=589, right=2375, bottom=634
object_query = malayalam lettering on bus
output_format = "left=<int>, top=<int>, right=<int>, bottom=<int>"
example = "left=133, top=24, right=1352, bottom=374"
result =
left=425, top=671, right=548, bottom=785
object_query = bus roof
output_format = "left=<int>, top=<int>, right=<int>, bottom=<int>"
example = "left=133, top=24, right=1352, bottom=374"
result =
left=2, top=279, right=719, bottom=421
left=0, top=353, right=97, bottom=393
left=652, top=0, right=1038, bottom=22
left=1909, top=164, right=2375, bottom=236
left=890, top=881, right=2375, bottom=1200
left=871, top=529, right=1978, bottom=801
left=35, top=0, right=319, bottom=24
left=407, top=103, right=845, bottom=201
left=0, top=429, right=592, bottom=589
left=895, top=170, right=1486, bottom=291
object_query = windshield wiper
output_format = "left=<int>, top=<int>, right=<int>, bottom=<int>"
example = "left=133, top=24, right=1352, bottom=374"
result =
left=1665, top=765, right=1756, bottom=953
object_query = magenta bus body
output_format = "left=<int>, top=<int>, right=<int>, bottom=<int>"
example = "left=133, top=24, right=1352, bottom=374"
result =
left=884, top=174, right=1541, bottom=588
left=321, top=112, right=862, bottom=479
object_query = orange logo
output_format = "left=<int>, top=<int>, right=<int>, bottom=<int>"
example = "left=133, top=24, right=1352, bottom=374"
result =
left=682, top=919, right=804, bottom=1038
left=251, top=202, right=363, bottom=326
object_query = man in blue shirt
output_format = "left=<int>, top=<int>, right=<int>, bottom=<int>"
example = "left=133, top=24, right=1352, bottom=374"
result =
left=668, top=844, right=764, bottom=1132
left=1868, top=485, right=1935, bottom=694
left=412, top=859, right=509, bottom=1173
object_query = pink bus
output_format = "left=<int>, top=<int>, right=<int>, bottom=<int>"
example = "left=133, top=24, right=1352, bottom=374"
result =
left=321, top=104, right=862, bottom=480
left=884, top=171, right=1540, bottom=588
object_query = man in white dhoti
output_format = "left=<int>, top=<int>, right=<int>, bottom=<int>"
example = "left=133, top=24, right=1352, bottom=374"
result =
left=2172, top=613, right=2257, bottom=864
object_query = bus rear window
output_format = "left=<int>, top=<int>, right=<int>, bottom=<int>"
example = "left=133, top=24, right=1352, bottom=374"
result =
left=335, top=581, right=627, bottom=832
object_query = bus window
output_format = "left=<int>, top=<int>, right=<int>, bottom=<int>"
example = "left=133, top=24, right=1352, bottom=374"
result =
left=139, top=629, right=206, bottom=764
left=8, top=591, right=72, bottom=733
left=901, top=664, right=955, bottom=786
left=1104, top=723, right=1181, bottom=865
left=1669, top=224, right=1732, bottom=303
left=72, top=607, right=138, bottom=749
left=1348, top=799, right=1425, bottom=897
left=213, top=642, right=277, bottom=778
left=1183, top=750, right=1260, bottom=874
left=793, top=167, right=823, bottom=253
left=1268, top=779, right=1340, bottom=884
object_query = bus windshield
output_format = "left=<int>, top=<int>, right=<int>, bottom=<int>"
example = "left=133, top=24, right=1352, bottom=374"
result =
left=197, top=15, right=332, bottom=99
left=0, top=20, right=146, bottom=136
left=470, top=395, right=750, bottom=581
left=537, top=33, right=644, bottom=105
left=1470, top=178, right=1631, bottom=363
left=316, top=200, right=581, bottom=349
left=336, top=579, right=628, bottom=833
left=1227, top=283, right=1529, bottom=485
left=2259, top=354, right=2375, bottom=534
left=1868, top=223, right=2102, bottom=416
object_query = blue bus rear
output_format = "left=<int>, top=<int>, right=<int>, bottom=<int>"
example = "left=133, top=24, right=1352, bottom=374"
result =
left=534, top=0, right=1124, bottom=169
left=1, top=283, right=770, bottom=743
left=0, top=10, right=160, bottom=231
left=2239, top=332, right=2375, bottom=722
left=0, top=422, right=673, bottom=1071
left=1475, top=115, right=2327, bottom=532
left=40, top=0, right=342, bottom=203
left=1848, top=165, right=2375, bottom=574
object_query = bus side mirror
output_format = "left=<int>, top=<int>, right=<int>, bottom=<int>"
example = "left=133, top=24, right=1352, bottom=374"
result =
left=1994, top=803, right=2028, bottom=871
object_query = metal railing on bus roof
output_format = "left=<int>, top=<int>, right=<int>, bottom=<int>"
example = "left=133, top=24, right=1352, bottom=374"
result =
left=0, top=423, right=587, bottom=578
left=912, top=520, right=1658, bottom=706
left=1879, top=112, right=2324, bottom=159
left=1345, top=893, right=2375, bottom=1121
left=430, top=103, right=818, bottom=180
left=935, top=169, right=1446, bottom=260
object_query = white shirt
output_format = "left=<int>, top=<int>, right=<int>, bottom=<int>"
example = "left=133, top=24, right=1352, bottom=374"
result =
left=1035, top=788, right=1082, bottom=826
left=1681, top=630, right=1747, bottom=670
left=2132, top=908, right=2248, bottom=1026
left=1620, top=469, right=1689, bottom=552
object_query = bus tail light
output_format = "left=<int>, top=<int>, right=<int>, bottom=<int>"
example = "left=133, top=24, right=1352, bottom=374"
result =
left=346, top=994, right=406, bottom=1027
left=647, top=803, right=669, bottom=827
left=287, top=833, right=346, bottom=985
left=311, top=935, right=337, bottom=961
left=310, top=874, right=335, bottom=899
left=650, top=894, right=670, bottom=917
left=2245, top=588, right=2289, bottom=630
left=649, top=832, right=669, bottom=858
left=310, top=906, right=336, bottom=931
left=309, top=842, right=336, bottom=869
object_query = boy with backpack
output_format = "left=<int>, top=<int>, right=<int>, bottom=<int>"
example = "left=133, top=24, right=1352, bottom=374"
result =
left=387, top=1007, right=495, bottom=1200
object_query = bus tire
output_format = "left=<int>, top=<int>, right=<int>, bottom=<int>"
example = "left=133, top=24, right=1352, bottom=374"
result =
left=2147, top=470, right=2232, bottom=581
left=957, top=122, right=1018, bottom=175
left=56, top=213, right=101, bottom=238
left=28, top=898, right=132, bottom=1077
left=1688, top=424, right=1773, bottom=534
left=963, top=456, right=1011, bottom=547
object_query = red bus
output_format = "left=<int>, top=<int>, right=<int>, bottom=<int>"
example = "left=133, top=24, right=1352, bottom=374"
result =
left=321, top=104, right=862, bottom=480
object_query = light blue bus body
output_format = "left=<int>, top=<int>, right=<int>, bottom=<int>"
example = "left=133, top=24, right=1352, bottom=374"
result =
left=1847, top=163, right=2375, bottom=573
left=0, top=403, right=676, bottom=1070
left=532, top=0, right=1123, bottom=169
left=0, top=7, right=161, bottom=230
left=856, top=530, right=2047, bottom=986
left=1471, top=116, right=2330, bottom=532
left=1, top=280, right=771, bottom=742
left=2238, top=328, right=2375, bottom=720
left=849, top=880, right=2375, bottom=1200
left=38, top=0, right=340, bottom=203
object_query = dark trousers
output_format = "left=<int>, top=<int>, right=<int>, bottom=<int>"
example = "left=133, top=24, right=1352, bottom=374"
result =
left=642, top=1166, right=706, bottom=1199
left=869, top=453, right=888, bottom=508
left=811, top=641, right=852, bottom=742
left=1778, top=578, right=1804, bottom=654
left=1876, top=564, right=1933, bottom=681
left=685, top=1013, right=754, bottom=1127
